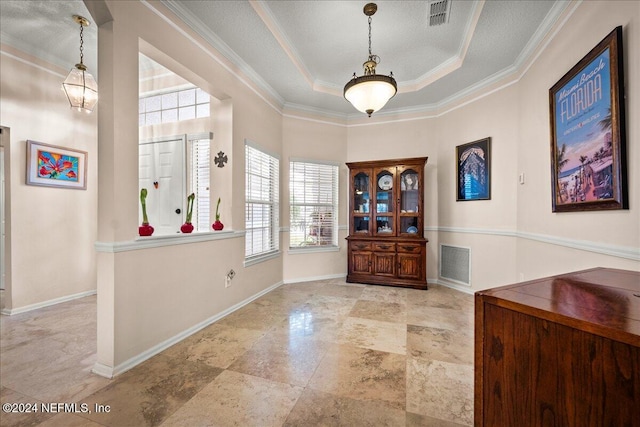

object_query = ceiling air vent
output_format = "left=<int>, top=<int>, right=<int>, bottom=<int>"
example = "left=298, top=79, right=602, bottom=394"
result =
left=429, top=0, right=451, bottom=26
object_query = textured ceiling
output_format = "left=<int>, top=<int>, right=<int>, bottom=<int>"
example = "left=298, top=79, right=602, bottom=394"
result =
left=0, top=0, right=569, bottom=118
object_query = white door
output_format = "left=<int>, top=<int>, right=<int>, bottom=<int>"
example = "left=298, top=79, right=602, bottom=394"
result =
left=139, top=137, right=185, bottom=235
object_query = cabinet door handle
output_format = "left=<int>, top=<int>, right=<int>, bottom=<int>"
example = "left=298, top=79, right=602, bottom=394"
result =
left=401, top=245, right=416, bottom=251
left=355, top=244, right=367, bottom=249
left=379, top=245, right=391, bottom=250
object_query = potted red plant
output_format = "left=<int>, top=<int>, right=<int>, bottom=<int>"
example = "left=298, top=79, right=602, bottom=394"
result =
left=212, top=197, right=224, bottom=231
left=181, top=193, right=195, bottom=233
left=139, top=188, right=154, bottom=236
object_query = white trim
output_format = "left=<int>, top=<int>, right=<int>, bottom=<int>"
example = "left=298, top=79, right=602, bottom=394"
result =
left=401, top=0, right=484, bottom=93
left=95, top=230, right=244, bottom=253
left=139, top=134, right=186, bottom=145
left=139, top=132, right=213, bottom=145
left=433, top=279, right=475, bottom=295
left=1, top=290, right=96, bottom=316
left=91, top=363, right=116, bottom=379
left=0, top=50, right=66, bottom=78
left=281, top=225, right=347, bottom=233
left=426, top=226, right=639, bottom=261
left=187, top=132, right=214, bottom=141
left=92, top=280, right=284, bottom=378
left=250, top=1, right=316, bottom=90
left=283, top=105, right=349, bottom=123
left=144, top=1, right=283, bottom=114
left=243, top=250, right=282, bottom=267
left=289, top=157, right=340, bottom=167
left=283, top=273, right=346, bottom=285
left=516, top=0, right=582, bottom=82
left=518, top=231, right=640, bottom=261
left=288, top=246, right=340, bottom=255
left=289, top=1, right=576, bottom=123
left=244, top=138, right=281, bottom=160
left=432, top=226, right=517, bottom=237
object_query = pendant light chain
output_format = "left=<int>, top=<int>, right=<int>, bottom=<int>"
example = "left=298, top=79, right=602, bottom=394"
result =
left=368, top=15, right=372, bottom=57
left=63, top=15, right=98, bottom=112
left=79, top=22, right=85, bottom=66
left=343, top=3, right=397, bottom=117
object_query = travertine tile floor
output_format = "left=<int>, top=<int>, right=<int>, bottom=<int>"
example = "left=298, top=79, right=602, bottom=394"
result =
left=0, top=279, right=474, bottom=426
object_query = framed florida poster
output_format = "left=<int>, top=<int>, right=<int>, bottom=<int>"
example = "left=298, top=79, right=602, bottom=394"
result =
left=549, top=26, right=627, bottom=212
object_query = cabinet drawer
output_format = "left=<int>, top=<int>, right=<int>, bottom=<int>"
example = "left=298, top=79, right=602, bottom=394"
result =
left=372, top=242, right=396, bottom=252
left=397, top=243, right=422, bottom=253
left=350, top=241, right=372, bottom=251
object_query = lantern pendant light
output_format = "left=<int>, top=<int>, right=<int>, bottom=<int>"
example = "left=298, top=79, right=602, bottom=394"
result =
left=62, top=15, right=98, bottom=113
left=343, top=3, right=397, bottom=117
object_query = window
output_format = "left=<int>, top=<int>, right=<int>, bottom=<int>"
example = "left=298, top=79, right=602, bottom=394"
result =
left=289, top=160, right=338, bottom=249
left=187, top=136, right=211, bottom=232
left=245, top=142, right=280, bottom=261
left=139, top=87, right=210, bottom=127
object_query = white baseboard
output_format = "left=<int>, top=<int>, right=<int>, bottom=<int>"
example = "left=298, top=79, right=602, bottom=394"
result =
left=1, top=290, right=97, bottom=315
left=92, top=280, right=284, bottom=379
left=432, top=279, right=475, bottom=295
left=283, top=273, right=346, bottom=284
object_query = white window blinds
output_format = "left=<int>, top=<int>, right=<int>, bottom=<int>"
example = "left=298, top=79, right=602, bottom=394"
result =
left=245, top=142, right=280, bottom=259
left=188, top=137, right=210, bottom=231
left=289, top=161, right=339, bottom=249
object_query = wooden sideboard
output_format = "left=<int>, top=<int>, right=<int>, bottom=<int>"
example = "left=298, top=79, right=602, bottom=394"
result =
left=475, top=267, right=640, bottom=426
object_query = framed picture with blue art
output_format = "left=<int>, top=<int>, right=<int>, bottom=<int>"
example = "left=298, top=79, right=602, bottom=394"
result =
left=456, top=137, right=491, bottom=201
left=549, top=26, right=627, bottom=212
left=26, top=140, right=87, bottom=190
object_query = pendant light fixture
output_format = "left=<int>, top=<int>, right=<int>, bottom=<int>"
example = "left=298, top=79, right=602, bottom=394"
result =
left=62, top=15, right=98, bottom=113
left=344, top=3, right=397, bottom=117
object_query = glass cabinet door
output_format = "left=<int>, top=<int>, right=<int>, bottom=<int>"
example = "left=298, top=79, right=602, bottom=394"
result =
left=352, top=171, right=371, bottom=234
left=374, top=169, right=395, bottom=235
left=400, top=168, right=420, bottom=235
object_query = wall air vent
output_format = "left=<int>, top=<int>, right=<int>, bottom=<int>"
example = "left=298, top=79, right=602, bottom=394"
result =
left=440, top=244, right=471, bottom=286
left=429, top=0, right=451, bottom=26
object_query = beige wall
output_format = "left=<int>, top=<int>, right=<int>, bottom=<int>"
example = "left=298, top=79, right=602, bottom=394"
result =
left=281, top=117, right=348, bottom=282
left=94, top=0, right=284, bottom=371
left=0, top=46, right=98, bottom=311
left=1, top=0, right=638, bottom=375
left=346, top=117, right=441, bottom=280
left=515, top=0, right=639, bottom=281
left=434, top=84, right=520, bottom=289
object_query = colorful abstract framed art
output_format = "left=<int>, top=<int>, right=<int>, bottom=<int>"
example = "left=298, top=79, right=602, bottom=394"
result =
left=549, top=26, right=627, bottom=212
left=26, top=140, right=87, bottom=190
left=456, top=137, right=491, bottom=201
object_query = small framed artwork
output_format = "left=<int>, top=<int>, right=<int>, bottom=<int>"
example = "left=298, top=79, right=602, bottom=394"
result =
left=456, top=137, right=491, bottom=201
left=549, top=26, right=627, bottom=212
left=26, top=140, right=87, bottom=190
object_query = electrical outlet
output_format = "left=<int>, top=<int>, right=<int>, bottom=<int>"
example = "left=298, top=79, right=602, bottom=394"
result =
left=224, top=269, right=235, bottom=288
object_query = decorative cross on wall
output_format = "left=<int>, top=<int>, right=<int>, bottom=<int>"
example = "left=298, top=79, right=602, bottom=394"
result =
left=214, top=151, right=228, bottom=168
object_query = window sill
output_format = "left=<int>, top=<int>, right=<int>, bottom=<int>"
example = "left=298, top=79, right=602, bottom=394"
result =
left=288, top=245, right=340, bottom=255
left=95, top=230, right=244, bottom=253
left=244, top=250, right=282, bottom=267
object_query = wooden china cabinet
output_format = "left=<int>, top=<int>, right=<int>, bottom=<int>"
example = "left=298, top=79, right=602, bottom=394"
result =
left=346, top=157, right=428, bottom=290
